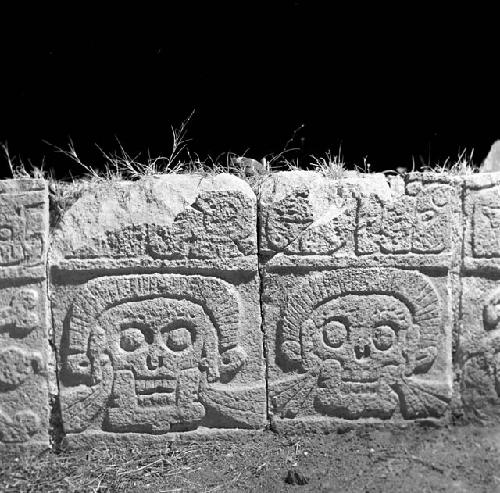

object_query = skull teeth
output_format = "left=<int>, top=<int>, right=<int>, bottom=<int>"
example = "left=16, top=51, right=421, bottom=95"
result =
left=135, top=378, right=176, bottom=395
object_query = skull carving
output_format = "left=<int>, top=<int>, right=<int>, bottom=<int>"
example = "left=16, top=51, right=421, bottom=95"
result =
left=276, top=269, right=447, bottom=420
left=59, top=274, right=247, bottom=434
left=105, top=297, right=218, bottom=432
left=303, top=294, right=416, bottom=418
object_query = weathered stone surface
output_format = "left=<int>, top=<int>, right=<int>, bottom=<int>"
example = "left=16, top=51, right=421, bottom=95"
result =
left=50, top=174, right=266, bottom=439
left=261, top=172, right=455, bottom=428
left=260, top=171, right=461, bottom=270
left=463, top=173, right=500, bottom=272
left=459, top=277, right=500, bottom=421
left=480, top=140, right=500, bottom=173
left=0, top=180, right=49, bottom=448
left=460, top=173, right=500, bottom=420
left=265, top=269, right=453, bottom=427
left=50, top=174, right=257, bottom=272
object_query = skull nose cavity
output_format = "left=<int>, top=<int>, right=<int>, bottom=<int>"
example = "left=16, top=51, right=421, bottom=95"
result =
left=354, top=343, right=371, bottom=360
left=146, top=355, right=164, bottom=370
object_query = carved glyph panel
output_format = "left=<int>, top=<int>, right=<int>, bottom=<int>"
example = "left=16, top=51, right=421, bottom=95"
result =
left=49, top=174, right=257, bottom=271
left=0, top=180, right=49, bottom=448
left=56, top=274, right=266, bottom=435
left=266, top=268, right=452, bottom=423
left=0, top=179, right=47, bottom=274
left=463, top=174, right=500, bottom=272
left=260, top=172, right=460, bottom=270
left=356, top=178, right=458, bottom=256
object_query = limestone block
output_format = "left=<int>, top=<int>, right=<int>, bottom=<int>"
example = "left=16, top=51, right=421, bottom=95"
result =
left=460, top=173, right=500, bottom=420
left=50, top=174, right=257, bottom=273
left=265, top=268, right=453, bottom=427
left=0, top=180, right=49, bottom=448
left=259, top=171, right=461, bottom=270
left=480, top=140, right=500, bottom=173
left=50, top=174, right=266, bottom=441
left=463, top=173, right=500, bottom=272
left=261, top=172, right=455, bottom=428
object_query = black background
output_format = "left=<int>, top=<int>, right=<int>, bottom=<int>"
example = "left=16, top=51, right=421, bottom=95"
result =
left=1, top=3, right=498, bottom=178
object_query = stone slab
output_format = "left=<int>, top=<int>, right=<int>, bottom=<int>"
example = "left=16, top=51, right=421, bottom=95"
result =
left=463, top=173, right=500, bottom=273
left=264, top=268, right=453, bottom=426
left=459, top=276, right=500, bottom=421
left=460, top=173, right=500, bottom=421
left=260, top=172, right=456, bottom=427
left=50, top=174, right=266, bottom=440
left=0, top=180, right=49, bottom=448
left=50, top=174, right=257, bottom=272
left=259, top=171, right=461, bottom=271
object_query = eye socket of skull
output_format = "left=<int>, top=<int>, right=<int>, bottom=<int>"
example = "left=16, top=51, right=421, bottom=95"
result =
left=372, top=324, right=396, bottom=351
left=323, top=319, right=348, bottom=348
left=120, top=327, right=148, bottom=352
left=484, top=290, right=500, bottom=329
left=308, top=294, right=413, bottom=367
left=162, top=323, right=194, bottom=352
left=101, top=297, right=219, bottom=377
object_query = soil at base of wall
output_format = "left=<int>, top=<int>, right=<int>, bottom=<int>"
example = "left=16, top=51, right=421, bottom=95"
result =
left=1, top=422, right=499, bottom=492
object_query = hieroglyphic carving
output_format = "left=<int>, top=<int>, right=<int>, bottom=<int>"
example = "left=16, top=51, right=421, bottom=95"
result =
left=460, top=174, right=500, bottom=419
left=62, top=190, right=256, bottom=261
left=471, top=186, right=500, bottom=258
left=0, top=182, right=46, bottom=268
left=58, top=274, right=264, bottom=434
left=262, top=187, right=356, bottom=256
left=259, top=172, right=459, bottom=270
left=356, top=181, right=456, bottom=255
left=269, top=269, right=451, bottom=421
left=0, top=180, right=49, bottom=447
left=0, top=345, right=44, bottom=442
left=0, top=289, right=39, bottom=338
left=0, top=346, right=44, bottom=391
left=0, top=408, right=41, bottom=443
left=0, top=284, right=47, bottom=446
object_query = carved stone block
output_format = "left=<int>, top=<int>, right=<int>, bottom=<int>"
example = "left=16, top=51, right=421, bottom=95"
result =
left=460, top=173, right=500, bottom=420
left=0, top=180, right=49, bottom=448
left=50, top=174, right=257, bottom=273
left=50, top=175, right=265, bottom=441
left=259, top=171, right=461, bottom=270
left=264, top=268, right=453, bottom=427
left=463, top=173, right=500, bottom=272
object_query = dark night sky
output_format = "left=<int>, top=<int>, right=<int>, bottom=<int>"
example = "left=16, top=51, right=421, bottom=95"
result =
left=0, top=3, right=498, bottom=178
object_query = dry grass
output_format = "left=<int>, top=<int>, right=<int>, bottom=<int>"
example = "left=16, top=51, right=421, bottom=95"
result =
left=0, top=441, right=205, bottom=492
left=417, top=149, right=479, bottom=175
left=1, top=142, right=51, bottom=180
left=1, top=117, right=482, bottom=186
left=1, top=424, right=498, bottom=492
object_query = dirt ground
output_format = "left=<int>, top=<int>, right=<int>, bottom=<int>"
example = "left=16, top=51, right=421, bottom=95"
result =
left=1, top=423, right=499, bottom=492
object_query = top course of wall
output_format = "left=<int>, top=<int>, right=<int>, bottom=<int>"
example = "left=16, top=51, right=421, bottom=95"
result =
left=49, top=173, right=258, bottom=273
left=259, top=170, right=463, bottom=271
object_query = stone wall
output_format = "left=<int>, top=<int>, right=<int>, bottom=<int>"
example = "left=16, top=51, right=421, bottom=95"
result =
left=0, top=171, right=499, bottom=448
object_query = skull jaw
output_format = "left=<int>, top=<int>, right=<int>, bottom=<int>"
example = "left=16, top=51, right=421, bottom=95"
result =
left=316, top=360, right=399, bottom=419
left=314, top=380, right=398, bottom=419
left=106, top=369, right=205, bottom=433
left=106, top=403, right=206, bottom=433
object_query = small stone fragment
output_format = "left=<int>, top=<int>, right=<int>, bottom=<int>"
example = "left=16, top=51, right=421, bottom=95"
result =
left=285, top=469, right=309, bottom=485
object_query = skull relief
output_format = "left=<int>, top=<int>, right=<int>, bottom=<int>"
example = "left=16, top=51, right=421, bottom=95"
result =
left=103, top=297, right=219, bottom=432
left=275, top=269, right=448, bottom=420
left=302, top=295, right=417, bottom=418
